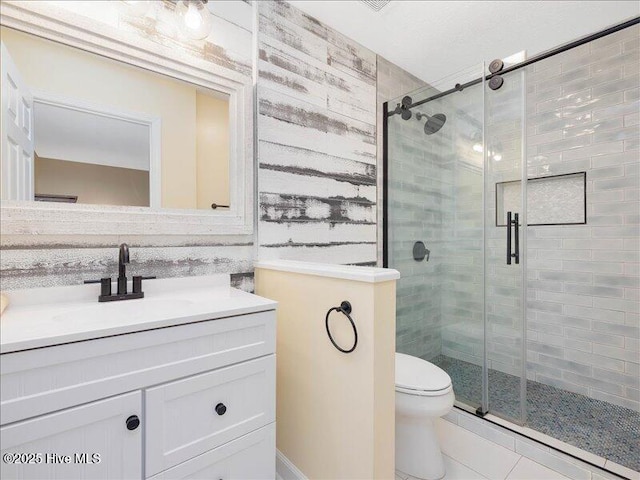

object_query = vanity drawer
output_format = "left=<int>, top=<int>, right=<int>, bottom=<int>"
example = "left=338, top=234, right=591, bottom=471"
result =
left=1, top=310, right=276, bottom=425
left=145, top=355, right=276, bottom=476
left=147, top=423, right=275, bottom=480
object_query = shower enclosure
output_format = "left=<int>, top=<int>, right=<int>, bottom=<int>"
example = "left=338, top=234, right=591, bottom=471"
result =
left=384, top=18, right=639, bottom=472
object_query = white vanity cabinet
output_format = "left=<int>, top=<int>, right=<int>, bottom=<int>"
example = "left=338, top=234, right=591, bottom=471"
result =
left=0, top=279, right=277, bottom=480
left=1, top=392, right=142, bottom=480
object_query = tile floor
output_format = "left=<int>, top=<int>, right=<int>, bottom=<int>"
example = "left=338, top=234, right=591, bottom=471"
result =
left=396, top=419, right=579, bottom=480
left=396, top=455, right=572, bottom=480
left=432, top=355, right=640, bottom=472
left=278, top=413, right=636, bottom=480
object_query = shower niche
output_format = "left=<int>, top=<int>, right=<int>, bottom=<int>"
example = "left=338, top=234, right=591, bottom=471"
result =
left=495, top=172, right=587, bottom=226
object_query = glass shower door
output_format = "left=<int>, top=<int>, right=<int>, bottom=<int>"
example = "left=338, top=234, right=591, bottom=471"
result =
left=484, top=63, right=527, bottom=423
left=386, top=64, right=488, bottom=412
left=386, top=61, right=527, bottom=422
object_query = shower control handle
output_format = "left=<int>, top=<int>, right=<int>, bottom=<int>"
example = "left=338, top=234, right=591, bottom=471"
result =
left=506, top=211, right=520, bottom=265
left=413, top=241, right=430, bottom=262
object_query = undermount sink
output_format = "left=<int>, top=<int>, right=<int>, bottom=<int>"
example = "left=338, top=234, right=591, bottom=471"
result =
left=52, top=298, right=195, bottom=324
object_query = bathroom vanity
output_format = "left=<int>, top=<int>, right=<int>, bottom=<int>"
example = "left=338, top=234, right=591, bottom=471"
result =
left=0, top=275, right=277, bottom=479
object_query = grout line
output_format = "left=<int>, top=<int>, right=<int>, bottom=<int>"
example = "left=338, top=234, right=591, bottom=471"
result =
left=503, top=456, right=523, bottom=480
left=439, top=422, right=520, bottom=480
left=443, top=454, right=490, bottom=480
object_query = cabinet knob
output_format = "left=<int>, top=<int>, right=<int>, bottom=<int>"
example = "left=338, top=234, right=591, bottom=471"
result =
left=126, top=415, right=140, bottom=431
left=215, top=403, right=227, bottom=416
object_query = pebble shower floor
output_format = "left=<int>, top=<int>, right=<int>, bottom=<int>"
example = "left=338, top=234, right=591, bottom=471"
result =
left=432, top=355, right=640, bottom=472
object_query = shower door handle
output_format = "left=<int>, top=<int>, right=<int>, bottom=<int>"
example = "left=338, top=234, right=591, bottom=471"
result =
left=513, top=212, right=520, bottom=264
left=506, top=211, right=520, bottom=265
left=507, top=211, right=512, bottom=265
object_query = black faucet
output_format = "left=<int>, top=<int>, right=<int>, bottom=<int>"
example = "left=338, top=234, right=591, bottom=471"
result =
left=84, top=243, right=154, bottom=302
left=118, top=243, right=130, bottom=295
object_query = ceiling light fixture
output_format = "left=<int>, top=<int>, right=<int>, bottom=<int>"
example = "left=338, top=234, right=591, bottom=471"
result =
left=175, top=0, right=212, bottom=40
left=184, top=3, right=202, bottom=29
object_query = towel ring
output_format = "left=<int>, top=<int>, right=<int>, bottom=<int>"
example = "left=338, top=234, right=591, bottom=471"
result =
left=325, top=301, right=358, bottom=353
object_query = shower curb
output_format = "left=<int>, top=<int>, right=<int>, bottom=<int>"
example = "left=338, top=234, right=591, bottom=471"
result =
left=446, top=406, right=637, bottom=480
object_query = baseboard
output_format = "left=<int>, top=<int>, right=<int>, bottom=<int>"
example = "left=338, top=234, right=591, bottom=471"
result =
left=276, top=449, right=308, bottom=480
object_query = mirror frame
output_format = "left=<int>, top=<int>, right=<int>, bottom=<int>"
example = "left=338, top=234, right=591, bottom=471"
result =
left=0, top=1, right=254, bottom=236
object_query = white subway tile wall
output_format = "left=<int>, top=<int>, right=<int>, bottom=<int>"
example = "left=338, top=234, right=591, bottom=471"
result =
left=376, top=56, right=428, bottom=267
left=387, top=64, right=487, bottom=382
left=525, top=24, right=639, bottom=411
left=387, top=89, right=448, bottom=359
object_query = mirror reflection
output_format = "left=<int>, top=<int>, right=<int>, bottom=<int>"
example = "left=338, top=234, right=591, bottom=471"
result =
left=0, top=26, right=230, bottom=210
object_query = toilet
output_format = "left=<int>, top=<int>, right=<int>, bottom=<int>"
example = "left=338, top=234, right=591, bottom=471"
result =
left=395, top=353, right=455, bottom=480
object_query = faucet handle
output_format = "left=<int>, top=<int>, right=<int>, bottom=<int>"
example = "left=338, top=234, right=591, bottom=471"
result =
left=132, top=275, right=156, bottom=294
left=133, top=276, right=142, bottom=294
left=84, top=278, right=112, bottom=297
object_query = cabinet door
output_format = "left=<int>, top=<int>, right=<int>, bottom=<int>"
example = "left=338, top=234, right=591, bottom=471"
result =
left=1, top=392, right=142, bottom=480
left=145, top=356, right=275, bottom=476
left=148, top=423, right=275, bottom=480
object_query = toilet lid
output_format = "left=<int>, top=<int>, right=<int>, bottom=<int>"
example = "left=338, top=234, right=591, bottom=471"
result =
left=395, top=353, right=452, bottom=392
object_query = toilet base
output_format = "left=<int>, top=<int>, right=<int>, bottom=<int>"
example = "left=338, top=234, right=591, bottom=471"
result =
left=396, top=415, right=446, bottom=480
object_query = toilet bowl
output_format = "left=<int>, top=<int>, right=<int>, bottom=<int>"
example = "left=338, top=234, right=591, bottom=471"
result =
left=395, top=353, right=455, bottom=480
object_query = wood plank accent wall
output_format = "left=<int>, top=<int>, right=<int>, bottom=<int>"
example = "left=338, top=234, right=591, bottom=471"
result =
left=0, top=235, right=255, bottom=290
left=1, top=0, right=424, bottom=291
left=257, top=1, right=378, bottom=266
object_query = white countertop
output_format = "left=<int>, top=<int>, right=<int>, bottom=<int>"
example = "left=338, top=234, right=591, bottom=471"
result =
left=0, top=275, right=277, bottom=354
left=254, top=260, right=400, bottom=283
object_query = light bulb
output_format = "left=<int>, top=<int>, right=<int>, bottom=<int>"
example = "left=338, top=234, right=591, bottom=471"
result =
left=176, top=0, right=212, bottom=40
left=184, top=3, right=202, bottom=30
left=493, top=154, right=502, bottom=161
left=473, top=143, right=483, bottom=153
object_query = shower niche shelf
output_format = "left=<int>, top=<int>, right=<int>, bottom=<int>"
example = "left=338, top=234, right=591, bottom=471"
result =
left=496, top=172, right=586, bottom=226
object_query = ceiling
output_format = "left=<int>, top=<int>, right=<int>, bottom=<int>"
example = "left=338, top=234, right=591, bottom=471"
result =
left=35, top=102, right=150, bottom=171
left=290, top=1, right=640, bottom=85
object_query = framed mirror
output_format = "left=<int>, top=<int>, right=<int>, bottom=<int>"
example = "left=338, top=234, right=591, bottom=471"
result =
left=0, top=0, right=253, bottom=236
